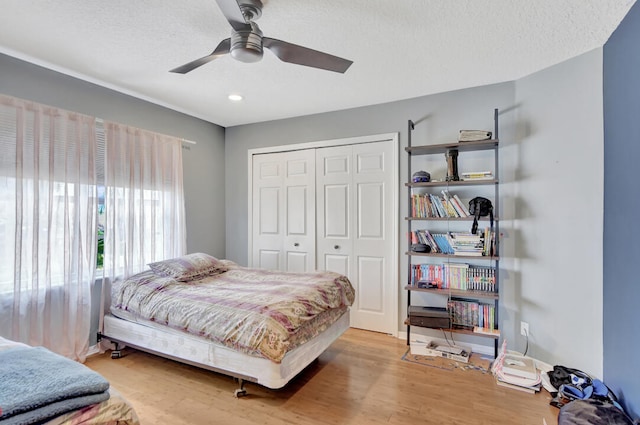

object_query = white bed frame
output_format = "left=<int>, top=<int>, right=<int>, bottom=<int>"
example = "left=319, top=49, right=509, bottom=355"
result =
left=102, top=311, right=350, bottom=396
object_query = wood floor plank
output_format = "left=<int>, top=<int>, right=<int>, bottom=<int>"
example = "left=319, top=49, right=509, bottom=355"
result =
left=86, top=329, right=559, bottom=424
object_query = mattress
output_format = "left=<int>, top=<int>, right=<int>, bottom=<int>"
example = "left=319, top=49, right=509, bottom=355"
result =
left=110, top=264, right=355, bottom=362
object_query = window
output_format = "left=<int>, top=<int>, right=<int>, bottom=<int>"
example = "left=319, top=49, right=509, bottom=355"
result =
left=0, top=93, right=185, bottom=359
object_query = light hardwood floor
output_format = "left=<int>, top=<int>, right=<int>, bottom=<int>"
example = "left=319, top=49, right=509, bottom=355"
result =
left=85, top=329, right=559, bottom=424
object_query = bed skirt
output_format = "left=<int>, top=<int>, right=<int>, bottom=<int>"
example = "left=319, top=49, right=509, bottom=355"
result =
left=102, top=310, right=350, bottom=389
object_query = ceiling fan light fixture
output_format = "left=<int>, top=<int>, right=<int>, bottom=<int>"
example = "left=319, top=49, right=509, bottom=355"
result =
left=228, top=94, right=243, bottom=102
left=230, top=22, right=264, bottom=63
left=170, top=0, right=353, bottom=74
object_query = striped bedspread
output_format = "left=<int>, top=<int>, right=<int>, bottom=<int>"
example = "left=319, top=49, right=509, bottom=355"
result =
left=111, top=262, right=355, bottom=362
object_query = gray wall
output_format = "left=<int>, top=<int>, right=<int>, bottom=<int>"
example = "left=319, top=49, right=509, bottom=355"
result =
left=0, top=53, right=226, bottom=258
left=225, top=83, right=517, bottom=352
left=514, top=49, right=605, bottom=378
left=227, top=49, right=610, bottom=374
left=603, top=0, right=640, bottom=418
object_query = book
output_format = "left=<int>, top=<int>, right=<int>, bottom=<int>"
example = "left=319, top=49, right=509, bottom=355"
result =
left=496, top=378, right=540, bottom=394
left=502, top=354, right=538, bottom=380
left=473, top=326, right=500, bottom=336
left=452, top=194, right=470, bottom=216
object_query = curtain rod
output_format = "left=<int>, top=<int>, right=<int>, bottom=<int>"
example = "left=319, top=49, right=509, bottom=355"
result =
left=95, top=117, right=197, bottom=145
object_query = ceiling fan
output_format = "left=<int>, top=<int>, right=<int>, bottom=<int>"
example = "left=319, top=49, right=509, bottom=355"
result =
left=170, top=0, right=353, bottom=74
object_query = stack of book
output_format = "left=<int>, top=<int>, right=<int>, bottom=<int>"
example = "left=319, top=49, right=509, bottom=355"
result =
left=448, top=299, right=496, bottom=330
left=447, top=232, right=483, bottom=256
left=458, top=130, right=492, bottom=142
left=483, top=226, right=496, bottom=257
left=410, top=263, right=496, bottom=292
left=461, top=171, right=494, bottom=181
left=410, top=190, right=469, bottom=218
left=411, top=229, right=493, bottom=257
left=492, top=342, right=541, bottom=393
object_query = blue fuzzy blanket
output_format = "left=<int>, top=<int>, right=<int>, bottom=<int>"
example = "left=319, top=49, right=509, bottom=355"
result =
left=0, top=346, right=110, bottom=424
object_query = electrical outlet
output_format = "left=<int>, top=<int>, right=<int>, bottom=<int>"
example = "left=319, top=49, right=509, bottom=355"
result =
left=520, top=321, right=529, bottom=336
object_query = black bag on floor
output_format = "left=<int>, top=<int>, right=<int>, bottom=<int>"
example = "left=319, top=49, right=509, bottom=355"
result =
left=558, top=399, right=634, bottom=425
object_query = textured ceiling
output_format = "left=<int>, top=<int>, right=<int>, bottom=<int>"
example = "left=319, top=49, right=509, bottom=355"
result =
left=0, top=0, right=635, bottom=127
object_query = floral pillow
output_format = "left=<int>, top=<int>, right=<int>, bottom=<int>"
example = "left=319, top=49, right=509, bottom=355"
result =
left=148, top=253, right=228, bottom=282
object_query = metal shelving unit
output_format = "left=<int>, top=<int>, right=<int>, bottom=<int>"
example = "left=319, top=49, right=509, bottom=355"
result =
left=405, top=109, right=501, bottom=358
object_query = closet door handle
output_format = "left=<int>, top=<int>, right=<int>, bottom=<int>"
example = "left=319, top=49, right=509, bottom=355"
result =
left=334, top=245, right=340, bottom=250
left=294, top=243, right=299, bottom=247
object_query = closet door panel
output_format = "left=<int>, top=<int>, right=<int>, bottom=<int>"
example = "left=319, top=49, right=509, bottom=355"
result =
left=324, top=184, right=349, bottom=238
left=316, top=145, right=354, bottom=281
left=356, top=256, right=385, bottom=312
left=286, top=186, right=308, bottom=235
left=252, top=150, right=315, bottom=271
left=357, top=182, right=384, bottom=239
left=349, top=141, right=395, bottom=333
left=286, top=251, right=308, bottom=273
left=282, top=151, right=315, bottom=272
left=323, top=254, right=349, bottom=276
left=317, top=140, right=395, bottom=334
left=259, top=187, right=280, bottom=234
left=258, top=250, right=280, bottom=271
left=252, top=154, right=285, bottom=270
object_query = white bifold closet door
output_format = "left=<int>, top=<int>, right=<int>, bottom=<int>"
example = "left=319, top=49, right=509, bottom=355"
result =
left=251, top=149, right=316, bottom=272
left=316, top=141, right=395, bottom=334
left=251, top=139, right=396, bottom=334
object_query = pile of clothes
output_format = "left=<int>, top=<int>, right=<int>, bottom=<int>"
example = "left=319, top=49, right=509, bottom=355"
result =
left=548, top=365, right=635, bottom=425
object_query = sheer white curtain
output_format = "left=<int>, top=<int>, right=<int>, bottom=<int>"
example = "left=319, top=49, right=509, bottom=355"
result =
left=0, top=94, right=97, bottom=361
left=102, top=122, right=186, bottom=283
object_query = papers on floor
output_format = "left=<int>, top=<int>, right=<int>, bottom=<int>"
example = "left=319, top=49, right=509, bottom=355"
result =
left=491, top=340, right=541, bottom=394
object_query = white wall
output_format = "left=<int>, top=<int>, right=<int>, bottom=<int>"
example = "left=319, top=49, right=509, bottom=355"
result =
left=513, top=48, right=604, bottom=377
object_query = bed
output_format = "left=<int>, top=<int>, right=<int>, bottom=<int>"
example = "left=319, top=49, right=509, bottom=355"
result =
left=0, top=337, right=139, bottom=425
left=101, top=253, right=355, bottom=396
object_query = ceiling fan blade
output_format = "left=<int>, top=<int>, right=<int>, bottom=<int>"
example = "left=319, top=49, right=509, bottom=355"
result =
left=263, top=37, right=353, bottom=73
left=170, top=38, right=231, bottom=74
left=214, top=0, right=250, bottom=31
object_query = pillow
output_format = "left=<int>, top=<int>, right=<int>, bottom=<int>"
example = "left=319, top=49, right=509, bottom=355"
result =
left=148, top=253, right=228, bottom=282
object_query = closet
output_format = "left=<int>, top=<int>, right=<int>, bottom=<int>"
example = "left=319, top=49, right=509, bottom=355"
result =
left=249, top=134, right=398, bottom=334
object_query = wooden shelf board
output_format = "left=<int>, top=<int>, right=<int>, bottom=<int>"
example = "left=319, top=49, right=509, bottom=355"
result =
left=405, top=216, right=500, bottom=222
left=406, top=180, right=498, bottom=187
left=406, top=139, right=499, bottom=155
left=404, top=318, right=500, bottom=339
left=405, top=251, right=499, bottom=260
left=404, top=285, right=499, bottom=300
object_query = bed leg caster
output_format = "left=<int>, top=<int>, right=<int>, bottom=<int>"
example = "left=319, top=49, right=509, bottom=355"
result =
left=110, top=343, right=122, bottom=359
left=234, top=378, right=247, bottom=398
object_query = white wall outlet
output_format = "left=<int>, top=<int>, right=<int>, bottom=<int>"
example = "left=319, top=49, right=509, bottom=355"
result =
left=520, top=321, right=529, bottom=336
